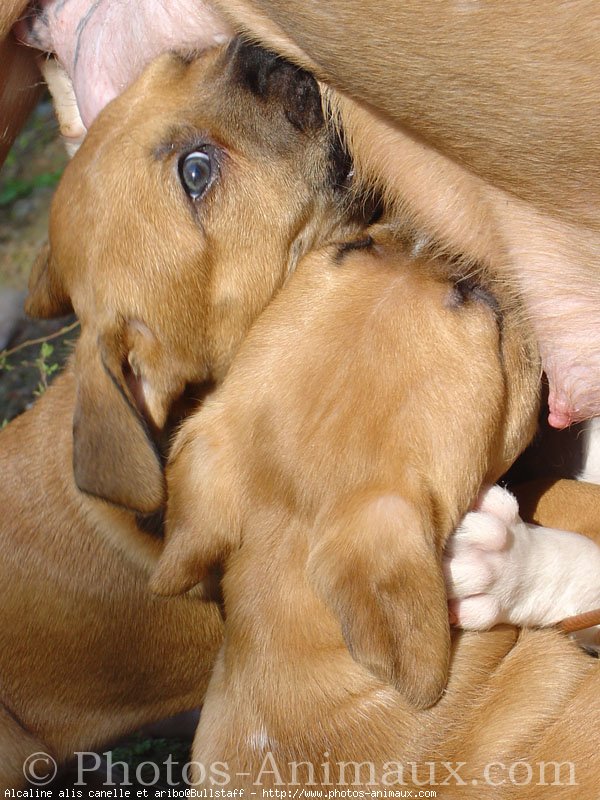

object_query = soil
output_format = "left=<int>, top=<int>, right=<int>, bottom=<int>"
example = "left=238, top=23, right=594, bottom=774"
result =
left=0, top=96, right=74, bottom=422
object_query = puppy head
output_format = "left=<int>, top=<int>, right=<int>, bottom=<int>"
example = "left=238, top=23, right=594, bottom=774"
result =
left=151, top=237, right=540, bottom=707
left=26, top=40, right=355, bottom=513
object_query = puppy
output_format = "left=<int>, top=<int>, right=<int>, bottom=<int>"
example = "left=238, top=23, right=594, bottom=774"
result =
left=0, top=370, right=223, bottom=790
left=1, top=40, right=357, bottom=790
left=204, top=0, right=600, bottom=431
left=5, top=2, right=600, bottom=426
left=26, top=31, right=600, bottom=794
left=27, top=39, right=357, bottom=516
left=146, top=233, right=568, bottom=789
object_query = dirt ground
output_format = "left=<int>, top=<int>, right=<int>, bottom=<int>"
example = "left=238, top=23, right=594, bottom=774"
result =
left=0, top=96, right=75, bottom=422
left=0, top=100, right=195, bottom=789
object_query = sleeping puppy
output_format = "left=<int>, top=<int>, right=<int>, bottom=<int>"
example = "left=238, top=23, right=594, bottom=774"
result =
left=150, top=231, right=546, bottom=786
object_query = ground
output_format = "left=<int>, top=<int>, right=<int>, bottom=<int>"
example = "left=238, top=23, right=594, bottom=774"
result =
left=0, top=98, right=194, bottom=790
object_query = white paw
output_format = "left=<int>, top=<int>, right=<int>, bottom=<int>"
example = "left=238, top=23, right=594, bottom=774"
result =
left=444, top=485, right=531, bottom=630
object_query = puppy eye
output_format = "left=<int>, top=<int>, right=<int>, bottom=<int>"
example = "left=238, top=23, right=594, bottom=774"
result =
left=178, top=150, right=213, bottom=199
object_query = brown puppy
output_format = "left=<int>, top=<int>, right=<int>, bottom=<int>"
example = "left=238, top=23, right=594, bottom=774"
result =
left=0, top=371, right=223, bottom=790
left=207, top=0, right=600, bottom=431
left=27, top=39, right=356, bottom=515
left=151, top=238, right=600, bottom=794
left=154, top=229, right=539, bottom=710
left=4, top=2, right=600, bottom=425
left=1, top=40, right=356, bottom=789
left=28, top=37, right=465, bottom=713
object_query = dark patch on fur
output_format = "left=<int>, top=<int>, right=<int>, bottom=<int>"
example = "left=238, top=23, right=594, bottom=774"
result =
left=227, top=38, right=324, bottom=133
left=136, top=509, right=165, bottom=540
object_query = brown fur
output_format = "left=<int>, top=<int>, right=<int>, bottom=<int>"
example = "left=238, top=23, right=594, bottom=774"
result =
left=209, top=0, right=600, bottom=427
left=0, top=1, right=41, bottom=168
left=146, top=232, right=542, bottom=784
left=151, top=238, right=600, bottom=794
left=1, top=41, right=359, bottom=789
left=20, top=35, right=600, bottom=795
left=154, top=231, right=539, bottom=706
left=0, top=369, right=223, bottom=790
left=516, top=478, right=600, bottom=541
left=34, top=39, right=542, bottom=714
left=26, top=40, right=358, bottom=515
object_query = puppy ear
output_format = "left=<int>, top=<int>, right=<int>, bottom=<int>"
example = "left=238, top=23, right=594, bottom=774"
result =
left=25, top=243, right=73, bottom=319
left=308, top=491, right=450, bottom=709
left=151, top=425, right=242, bottom=596
left=72, top=333, right=165, bottom=514
left=229, top=39, right=324, bottom=132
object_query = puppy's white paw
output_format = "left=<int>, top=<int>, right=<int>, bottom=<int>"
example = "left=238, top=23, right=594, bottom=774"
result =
left=445, top=485, right=528, bottom=629
left=445, top=485, right=600, bottom=631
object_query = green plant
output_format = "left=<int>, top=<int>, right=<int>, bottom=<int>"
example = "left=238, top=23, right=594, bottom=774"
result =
left=0, top=169, right=63, bottom=207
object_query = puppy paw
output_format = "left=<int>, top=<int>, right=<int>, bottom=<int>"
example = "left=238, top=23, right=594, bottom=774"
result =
left=444, top=485, right=531, bottom=629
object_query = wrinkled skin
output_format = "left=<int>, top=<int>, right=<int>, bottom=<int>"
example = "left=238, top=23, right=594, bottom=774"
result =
left=14, top=0, right=600, bottom=427
left=16, top=0, right=231, bottom=127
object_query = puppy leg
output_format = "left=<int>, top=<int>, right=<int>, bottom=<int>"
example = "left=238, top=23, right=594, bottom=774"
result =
left=444, top=485, right=600, bottom=640
left=0, top=705, right=56, bottom=790
left=308, top=489, right=450, bottom=709
left=38, top=56, right=87, bottom=156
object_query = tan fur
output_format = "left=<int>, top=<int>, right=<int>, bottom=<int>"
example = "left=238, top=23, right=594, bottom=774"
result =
left=146, top=236, right=597, bottom=792
left=26, top=37, right=600, bottom=795
left=0, top=370, right=223, bottom=790
left=27, top=41, right=358, bottom=517
left=0, top=2, right=41, bottom=168
left=516, top=478, right=600, bottom=542
left=210, top=0, right=600, bottom=426
left=1, top=42, right=359, bottom=789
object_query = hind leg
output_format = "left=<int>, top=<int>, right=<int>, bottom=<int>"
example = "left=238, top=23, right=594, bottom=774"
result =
left=0, top=704, right=57, bottom=790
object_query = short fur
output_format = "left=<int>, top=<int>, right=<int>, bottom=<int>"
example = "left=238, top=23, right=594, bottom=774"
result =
left=1, top=41, right=357, bottom=789
left=26, top=41, right=358, bottom=515
left=145, top=235, right=600, bottom=793
left=18, top=34, right=600, bottom=795
left=0, top=370, right=223, bottom=790
left=0, top=1, right=40, bottom=168
left=209, top=0, right=600, bottom=428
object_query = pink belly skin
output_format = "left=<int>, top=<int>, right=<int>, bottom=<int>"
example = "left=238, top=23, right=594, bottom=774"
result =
left=16, top=0, right=231, bottom=127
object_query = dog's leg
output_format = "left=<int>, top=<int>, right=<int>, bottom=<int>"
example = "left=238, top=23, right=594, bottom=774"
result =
left=0, top=704, right=56, bottom=790
left=579, top=418, right=600, bottom=485
left=38, top=56, right=87, bottom=156
left=444, top=485, right=600, bottom=643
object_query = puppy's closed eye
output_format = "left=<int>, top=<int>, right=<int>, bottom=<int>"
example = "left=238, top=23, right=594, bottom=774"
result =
left=449, top=277, right=501, bottom=323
